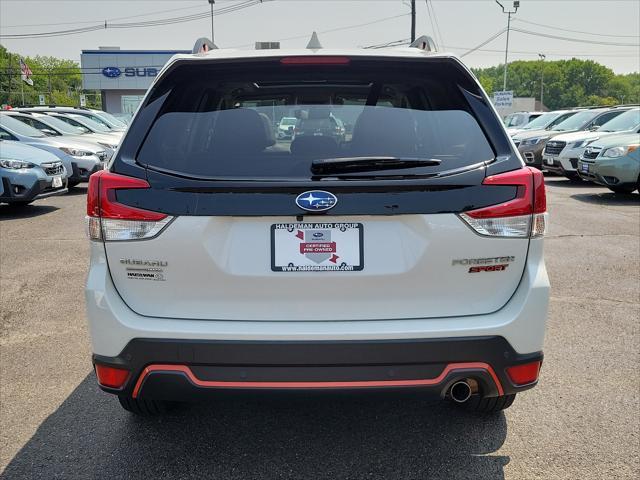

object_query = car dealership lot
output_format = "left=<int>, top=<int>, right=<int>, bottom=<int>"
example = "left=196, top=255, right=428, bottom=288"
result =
left=0, top=179, right=638, bottom=479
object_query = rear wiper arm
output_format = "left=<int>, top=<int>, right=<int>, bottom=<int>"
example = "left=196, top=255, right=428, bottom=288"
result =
left=311, top=156, right=441, bottom=174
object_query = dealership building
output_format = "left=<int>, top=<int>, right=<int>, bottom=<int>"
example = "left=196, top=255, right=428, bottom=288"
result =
left=81, top=47, right=189, bottom=114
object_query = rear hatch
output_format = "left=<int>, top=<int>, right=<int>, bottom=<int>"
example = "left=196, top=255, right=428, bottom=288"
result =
left=97, top=54, right=535, bottom=321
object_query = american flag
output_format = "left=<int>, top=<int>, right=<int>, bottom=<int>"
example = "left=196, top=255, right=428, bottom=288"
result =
left=19, top=57, right=33, bottom=86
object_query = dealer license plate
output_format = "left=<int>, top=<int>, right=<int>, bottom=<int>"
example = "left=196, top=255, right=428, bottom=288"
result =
left=271, top=223, right=364, bottom=272
left=544, top=155, right=555, bottom=166
left=52, top=176, right=63, bottom=188
left=581, top=163, right=589, bottom=173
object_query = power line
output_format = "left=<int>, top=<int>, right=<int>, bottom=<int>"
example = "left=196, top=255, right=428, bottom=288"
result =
left=227, top=13, right=410, bottom=48
left=363, top=39, right=411, bottom=49
left=0, top=4, right=206, bottom=29
left=424, top=0, right=439, bottom=47
left=513, top=17, right=640, bottom=39
left=451, top=49, right=640, bottom=59
left=0, top=1, right=261, bottom=39
left=511, top=27, right=640, bottom=47
left=460, top=29, right=507, bottom=58
left=426, top=0, right=444, bottom=48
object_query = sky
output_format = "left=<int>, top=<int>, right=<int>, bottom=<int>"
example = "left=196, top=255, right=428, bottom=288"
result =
left=1, top=0, right=639, bottom=74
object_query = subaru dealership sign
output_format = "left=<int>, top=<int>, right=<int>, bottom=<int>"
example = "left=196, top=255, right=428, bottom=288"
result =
left=81, top=49, right=188, bottom=91
left=101, top=66, right=158, bottom=78
left=101, top=67, right=121, bottom=78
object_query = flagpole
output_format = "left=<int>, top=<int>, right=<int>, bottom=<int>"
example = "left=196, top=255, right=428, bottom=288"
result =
left=21, top=79, right=25, bottom=106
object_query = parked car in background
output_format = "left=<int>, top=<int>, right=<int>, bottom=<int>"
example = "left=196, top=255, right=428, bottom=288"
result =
left=504, top=111, right=544, bottom=133
left=292, top=109, right=346, bottom=145
left=0, top=112, right=104, bottom=187
left=44, top=112, right=123, bottom=145
left=19, top=106, right=127, bottom=133
left=514, top=107, right=628, bottom=171
left=0, top=140, right=68, bottom=205
left=7, top=111, right=117, bottom=158
left=542, top=108, right=640, bottom=180
left=577, top=132, right=640, bottom=193
left=112, top=113, right=133, bottom=125
left=509, top=110, right=578, bottom=139
left=277, top=117, right=297, bottom=139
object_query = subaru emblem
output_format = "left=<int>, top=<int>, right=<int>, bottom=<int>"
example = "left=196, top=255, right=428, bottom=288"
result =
left=102, top=67, right=122, bottom=78
left=295, top=190, right=338, bottom=212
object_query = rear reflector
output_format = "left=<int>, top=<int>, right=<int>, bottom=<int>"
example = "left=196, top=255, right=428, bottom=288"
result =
left=506, top=361, right=541, bottom=386
left=459, top=167, right=547, bottom=238
left=95, top=364, right=129, bottom=389
left=86, top=170, right=172, bottom=242
left=280, top=56, right=350, bottom=65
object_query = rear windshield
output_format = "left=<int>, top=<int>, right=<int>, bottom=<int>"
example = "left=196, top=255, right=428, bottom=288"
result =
left=137, top=59, right=495, bottom=179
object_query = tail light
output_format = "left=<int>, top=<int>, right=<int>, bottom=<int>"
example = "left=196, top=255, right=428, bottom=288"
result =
left=459, top=167, right=547, bottom=238
left=86, top=170, right=172, bottom=241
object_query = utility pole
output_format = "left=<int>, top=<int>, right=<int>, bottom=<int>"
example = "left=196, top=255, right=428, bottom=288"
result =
left=538, top=53, right=546, bottom=108
left=495, top=0, right=519, bottom=91
left=7, top=53, right=13, bottom=105
left=208, top=0, right=215, bottom=43
left=410, top=0, right=416, bottom=42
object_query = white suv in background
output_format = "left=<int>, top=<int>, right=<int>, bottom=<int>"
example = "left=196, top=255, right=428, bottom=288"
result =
left=85, top=40, right=549, bottom=416
left=543, top=107, right=639, bottom=180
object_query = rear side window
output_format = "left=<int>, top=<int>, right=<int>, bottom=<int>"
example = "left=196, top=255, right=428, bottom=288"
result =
left=136, top=59, right=496, bottom=180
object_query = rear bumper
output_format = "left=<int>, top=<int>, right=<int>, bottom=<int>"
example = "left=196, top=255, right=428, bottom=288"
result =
left=86, top=236, right=550, bottom=362
left=94, top=336, right=542, bottom=400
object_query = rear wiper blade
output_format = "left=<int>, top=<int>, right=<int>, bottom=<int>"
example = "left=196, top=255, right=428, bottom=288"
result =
left=311, top=156, right=441, bottom=174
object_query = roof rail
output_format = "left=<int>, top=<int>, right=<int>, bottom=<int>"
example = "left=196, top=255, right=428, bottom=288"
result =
left=192, top=37, right=217, bottom=54
left=18, top=104, right=82, bottom=109
left=409, top=35, right=437, bottom=52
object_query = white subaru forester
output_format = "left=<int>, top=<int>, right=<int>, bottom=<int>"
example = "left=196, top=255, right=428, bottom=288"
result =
left=85, top=38, right=549, bottom=415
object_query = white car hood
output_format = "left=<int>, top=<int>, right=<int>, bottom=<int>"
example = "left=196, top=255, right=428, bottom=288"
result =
left=551, top=130, right=602, bottom=143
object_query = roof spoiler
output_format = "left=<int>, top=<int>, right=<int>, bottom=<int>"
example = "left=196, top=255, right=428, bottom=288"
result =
left=409, top=35, right=437, bottom=52
left=192, top=37, right=218, bottom=54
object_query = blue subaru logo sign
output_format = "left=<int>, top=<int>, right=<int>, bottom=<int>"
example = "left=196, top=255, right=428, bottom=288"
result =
left=102, top=67, right=121, bottom=78
left=295, top=190, right=338, bottom=212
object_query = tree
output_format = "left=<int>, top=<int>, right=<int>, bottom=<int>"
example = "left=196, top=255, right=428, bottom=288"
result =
left=0, top=44, right=100, bottom=108
left=472, top=58, right=636, bottom=110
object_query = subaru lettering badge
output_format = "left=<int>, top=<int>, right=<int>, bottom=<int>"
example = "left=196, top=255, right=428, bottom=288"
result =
left=295, top=190, right=338, bottom=212
left=102, top=67, right=121, bottom=78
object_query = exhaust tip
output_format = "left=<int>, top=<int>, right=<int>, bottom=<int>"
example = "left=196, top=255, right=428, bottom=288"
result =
left=450, top=380, right=472, bottom=403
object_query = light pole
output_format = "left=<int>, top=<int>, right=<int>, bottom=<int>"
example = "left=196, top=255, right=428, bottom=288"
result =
left=410, top=0, right=416, bottom=42
left=208, top=0, right=215, bottom=43
left=495, top=0, right=519, bottom=91
left=538, top=53, right=546, bottom=108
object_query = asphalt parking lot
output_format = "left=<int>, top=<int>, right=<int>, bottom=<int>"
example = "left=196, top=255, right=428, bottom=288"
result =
left=0, top=178, right=638, bottom=479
